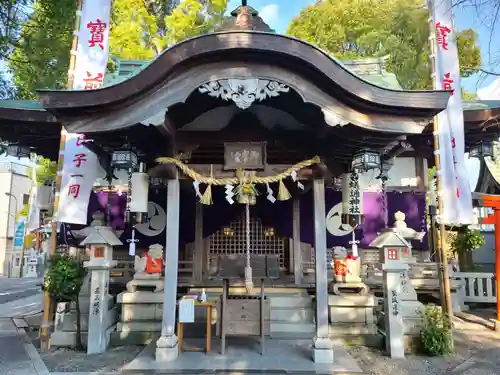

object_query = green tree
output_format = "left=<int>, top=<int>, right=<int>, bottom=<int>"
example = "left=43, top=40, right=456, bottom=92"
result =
left=0, top=0, right=32, bottom=60
left=7, top=0, right=76, bottom=99
left=286, top=0, right=482, bottom=90
left=27, top=156, right=57, bottom=185
left=9, top=0, right=227, bottom=98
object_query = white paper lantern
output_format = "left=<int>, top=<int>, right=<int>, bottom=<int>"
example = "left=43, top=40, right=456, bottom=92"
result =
left=36, top=185, right=53, bottom=210
left=341, top=172, right=364, bottom=215
left=129, top=172, right=149, bottom=213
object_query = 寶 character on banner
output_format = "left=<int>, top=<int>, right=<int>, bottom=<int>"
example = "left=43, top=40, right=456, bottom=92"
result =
left=87, top=18, right=107, bottom=50
left=443, top=72, right=454, bottom=95
left=435, top=22, right=451, bottom=50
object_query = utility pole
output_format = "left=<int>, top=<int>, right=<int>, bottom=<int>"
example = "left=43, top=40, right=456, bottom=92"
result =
left=40, top=0, right=83, bottom=352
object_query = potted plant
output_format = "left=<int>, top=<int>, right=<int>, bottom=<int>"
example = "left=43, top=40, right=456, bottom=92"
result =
left=43, top=253, right=86, bottom=350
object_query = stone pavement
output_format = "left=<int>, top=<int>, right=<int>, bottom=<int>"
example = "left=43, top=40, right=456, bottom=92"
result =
left=0, top=318, right=48, bottom=375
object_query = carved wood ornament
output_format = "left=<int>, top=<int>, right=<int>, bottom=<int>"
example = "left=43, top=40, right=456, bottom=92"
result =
left=198, top=78, right=290, bottom=110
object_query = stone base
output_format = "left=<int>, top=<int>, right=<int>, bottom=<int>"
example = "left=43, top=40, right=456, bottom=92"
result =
left=155, top=345, right=179, bottom=362
left=51, top=324, right=116, bottom=349
left=329, top=282, right=369, bottom=296
left=126, top=277, right=164, bottom=293
left=313, top=348, right=334, bottom=363
left=494, top=320, right=500, bottom=332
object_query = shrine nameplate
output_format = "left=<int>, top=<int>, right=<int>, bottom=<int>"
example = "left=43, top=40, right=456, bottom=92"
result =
left=224, top=142, right=266, bottom=170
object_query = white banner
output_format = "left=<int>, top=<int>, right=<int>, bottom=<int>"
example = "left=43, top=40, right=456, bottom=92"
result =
left=431, top=0, right=474, bottom=224
left=56, top=1, right=112, bottom=224
left=57, top=134, right=99, bottom=224
left=73, top=0, right=112, bottom=90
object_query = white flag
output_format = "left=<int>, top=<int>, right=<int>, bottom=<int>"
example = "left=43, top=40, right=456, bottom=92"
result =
left=56, top=0, right=112, bottom=224
left=430, top=0, right=474, bottom=224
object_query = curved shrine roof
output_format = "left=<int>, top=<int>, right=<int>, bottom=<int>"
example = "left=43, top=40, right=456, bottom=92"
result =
left=37, top=30, right=450, bottom=118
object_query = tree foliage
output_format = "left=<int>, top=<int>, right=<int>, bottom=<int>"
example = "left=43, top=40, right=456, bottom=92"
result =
left=7, top=0, right=76, bottom=99
left=286, top=0, right=482, bottom=90
left=8, top=0, right=227, bottom=98
left=27, top=156, right=57, bottom=185
left=0, top=0, right=32, bottom=60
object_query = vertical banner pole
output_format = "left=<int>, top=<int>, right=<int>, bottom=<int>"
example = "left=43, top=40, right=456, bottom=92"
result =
left=40, top=0, right=83, bottom=352
left=427, top=0, right=455, bottom=326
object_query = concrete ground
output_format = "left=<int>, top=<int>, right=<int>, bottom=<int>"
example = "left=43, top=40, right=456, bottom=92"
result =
left=0, top=278, right=498, bottom=375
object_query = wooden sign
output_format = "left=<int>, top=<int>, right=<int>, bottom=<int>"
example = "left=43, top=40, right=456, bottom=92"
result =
left=224, top=142, right=266, bottom=170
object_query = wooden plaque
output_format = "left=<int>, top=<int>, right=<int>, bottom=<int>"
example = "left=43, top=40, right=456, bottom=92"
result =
left=224, top=142, right=266, bottom=170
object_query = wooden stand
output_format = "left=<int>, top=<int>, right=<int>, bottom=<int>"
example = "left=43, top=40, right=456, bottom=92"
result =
left=220, top=278, right=267, bottom=355
left=177, top=301, right=214, bottom=354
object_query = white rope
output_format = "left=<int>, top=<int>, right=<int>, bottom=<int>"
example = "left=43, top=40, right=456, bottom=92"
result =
left=244, top=202, right=253, bottom=293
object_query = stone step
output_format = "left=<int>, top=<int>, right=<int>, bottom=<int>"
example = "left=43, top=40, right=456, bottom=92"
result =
left=117, top=320, right=162, bottom=332
left=270, top=322, right=315, bottom=334
left=329, top=323, right=377, bottom=335
left=188, top=287, right=307, bottom=296
left=271, top=307, right=314, bottom=323
left=269, top=295, right=313, bottom=308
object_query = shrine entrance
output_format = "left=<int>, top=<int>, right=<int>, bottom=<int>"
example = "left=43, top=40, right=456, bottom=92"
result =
left=208, top=212, right=288, bottom=272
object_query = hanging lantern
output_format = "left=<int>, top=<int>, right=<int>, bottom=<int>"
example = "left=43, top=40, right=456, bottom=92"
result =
left=149, top=177, right=167, bottom=188
left=351, top=149, right=381, bottom=172
left=111, top=145, right=138, bottom=170
left=6, top=143, right=31, bottom=159
left=468, top=141, right=494, bottom=159
left=341, top=171, right=363, bottom=227
left=36, top=184, right=53, bottom=211
left=130, top=172, right=149, bottom=213
left=223, top=227, right=234, bottom=236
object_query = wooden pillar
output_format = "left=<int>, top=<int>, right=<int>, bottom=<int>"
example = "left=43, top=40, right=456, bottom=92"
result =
left=312, top=177, right=334, bottom=363
left=193, top=203, right=203, bottom=282
left=156, top=177, right=180, bottom=361
left=293, top=198, right=302, bottom=285
left=495, top=209, right=500, bottom=329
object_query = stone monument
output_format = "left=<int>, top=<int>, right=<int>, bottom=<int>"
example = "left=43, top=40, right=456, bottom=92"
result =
left=328, top=246, right=377, bottom=338
left=115, top=244, right=165, bottom=345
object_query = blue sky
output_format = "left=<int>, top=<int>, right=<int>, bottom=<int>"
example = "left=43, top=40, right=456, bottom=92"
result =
left=229, top=0, right=500, bottom=93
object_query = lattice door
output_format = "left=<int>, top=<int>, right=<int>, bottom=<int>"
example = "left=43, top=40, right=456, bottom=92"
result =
left=208, top=212, right=286, bottom=268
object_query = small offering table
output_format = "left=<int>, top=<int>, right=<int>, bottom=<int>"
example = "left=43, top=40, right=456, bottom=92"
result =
left=177, top=300, right=215, bottom=354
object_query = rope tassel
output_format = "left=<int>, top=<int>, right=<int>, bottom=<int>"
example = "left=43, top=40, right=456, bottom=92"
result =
left=200, top=184, right=213, bottom=205
left=277, top=179, right=291, bottom=201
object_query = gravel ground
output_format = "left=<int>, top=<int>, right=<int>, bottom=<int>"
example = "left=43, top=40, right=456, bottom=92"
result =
left=347, top=327, right=500, bottom=375
left=38, top=346, right=143, bottom=373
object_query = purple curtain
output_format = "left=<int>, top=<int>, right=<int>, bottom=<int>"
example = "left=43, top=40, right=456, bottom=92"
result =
left=59, top=186, right=428, bottom=250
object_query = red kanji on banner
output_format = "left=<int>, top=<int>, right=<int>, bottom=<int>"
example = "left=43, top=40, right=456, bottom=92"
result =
left=87, top=19, right=107, bottom=50
left=435, top=22, right=451, bottom=50
left=68, top=184, right=81, bottom=198
left=73, top=153, right=87, bottom=168
left=83, top=72, right=103, bottom=90
left=76, top=134, right=86, bottom=147
left=443, top=72, right=454, bottom=95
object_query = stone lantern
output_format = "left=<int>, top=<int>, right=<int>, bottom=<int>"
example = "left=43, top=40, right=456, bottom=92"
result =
left=80, top=220, right=122, bottom=354
left=369, top=229, right=410, bottom=359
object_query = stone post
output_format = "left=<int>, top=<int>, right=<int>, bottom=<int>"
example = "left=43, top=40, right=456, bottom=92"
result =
left=81, top=226, right=121, bottom=354
left=156, top=177, right=180, bottom=361
left=382, top=259, right=407, bottom=359
left=312, top=177, right=334, bottom=363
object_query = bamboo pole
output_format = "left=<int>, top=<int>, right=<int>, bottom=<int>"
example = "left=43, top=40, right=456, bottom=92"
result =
left=427, top=1, right=455, bottom=326
left=40, top=0, right=83, bottom=352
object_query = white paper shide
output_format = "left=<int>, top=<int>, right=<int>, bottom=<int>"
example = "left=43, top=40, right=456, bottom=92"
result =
left=430, top=0, right=474, bottom=224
